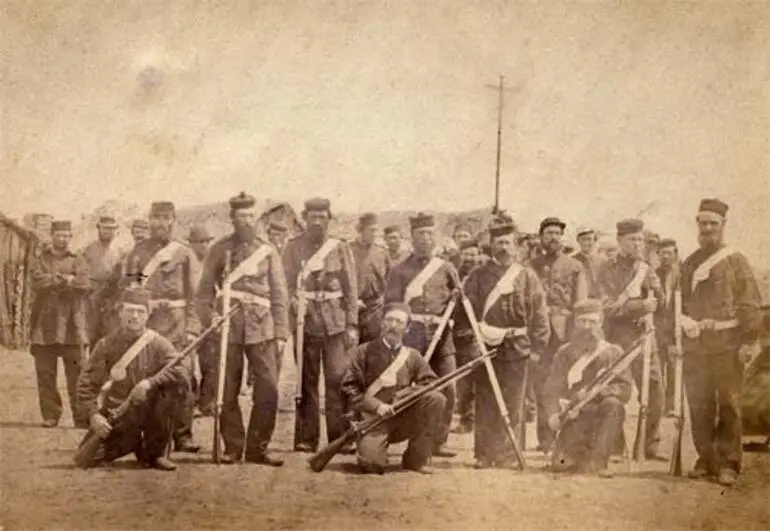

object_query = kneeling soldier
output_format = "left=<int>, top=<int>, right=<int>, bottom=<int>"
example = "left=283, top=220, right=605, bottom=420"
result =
left=75, top=288, right=189, bottom=471
left=340, top=302, right=447, bottom=475
left=544, top=299, right=633, bottom=478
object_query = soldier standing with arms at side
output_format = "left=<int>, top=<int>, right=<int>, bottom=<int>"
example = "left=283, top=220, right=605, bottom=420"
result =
left=196, top=192, right=289, bottom=465
left=597, top=218, right=665, bottom=460
left=462, top=215, right=550, bottom=468
left=384, top=213, right=460, bottom=458
left=655, top=238, right=681, bottom=415
left=573, top=227, right=607, bottom=300
left=99, top=201, right=201, bottom=453
left=384, top=225, right=409, bottom=266
left=29, top=220, right=90, bottom=428
left=283, top=198, right=358, bottom=453
left=680, top=199, right=762, bottom=486
left=350, top=213, right=391, bottom=343
left=530, top=217, right=588, bottom=451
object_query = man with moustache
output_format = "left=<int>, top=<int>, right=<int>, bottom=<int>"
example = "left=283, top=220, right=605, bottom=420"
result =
left=384, top=225, right=410, bottom=266
left=82, top=215, right=127, bottom=350
left=679, top=199, right=761, bottom=486
left=196, top=192, right=289, bottom=465
left=545, top=299, right=633, bottom=478
left=283, top=197, right=358, bottom=453
left=462, top=215, right=550, bottom=468
left=350, top=213, right=391, bottom=343
left=597, top=218, right=665, bottom=461
left=655, top=238, right=681, bottom=414
left=451, top=239, right=483, bottom=434
left=99, top=201, right=202, bottom=454
left=340, top=302, right=446, bottom=475
left=530, top=217, right=588, bottom=451
left=573, top=227, right=607, bottom=300
left=384, top=213, right=460, bottom=458
left=30, top=220, right=90, bottom=428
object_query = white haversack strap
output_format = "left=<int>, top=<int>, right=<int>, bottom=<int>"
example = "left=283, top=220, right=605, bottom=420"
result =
left=404, top=257, right=445, bottom=304
left=616, top=261, right=649, bottom=306
left=567, top=340, right=610, bottom=390
left=140, top=241, right=184, bottom=284
left=109, top=329, right=158, bottom=381
left=226, top=245, right=273, bottom=286
left=365, top=346, right=411, bottom=400
left=691, top=247, right=734, bottom=292
left=482, top=262, right=523, bottom=319
left=304, top=238, right=341, bottom=275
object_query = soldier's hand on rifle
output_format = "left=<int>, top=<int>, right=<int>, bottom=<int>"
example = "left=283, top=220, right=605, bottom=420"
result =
left=185, top=331, right=198, bottom=346
left=276, top=338, right=286, bottom=353
left=739, top=342, right=761, bottom=366
left=344, top=325, right=359, bottom=348
left=90, top=413, right=112, bottom=438
left=211, top=311, right=223, bottom=325
left=642, top=297, right=658, bottom=314
left=547, top=414, right=561, bottom=432
left=376, top=403, right=395, bottom=418
left=129, top=379, right=152, bottom=404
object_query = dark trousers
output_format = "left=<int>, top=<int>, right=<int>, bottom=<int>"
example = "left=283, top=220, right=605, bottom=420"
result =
left=81, top=389, right=177, bottom=464
left=684, top=349, right=744, bottom=473
left=171, top=352, right=195, bottom=446
left=532, top=335, right=564, bottom=448
left=357, top=391, right=446, bottom=471
left=474, top=355, right=528, bottom=462
left=215, top=341, right=279, bottom=458
left=294, top=333, right=349, bottom=450
left=31, top=344, right=84, bottom=425
left=454, top=336, right=477, bottom=428
left=198, top=338, right=217, bottom=413
left=552, top=397, right=625, bottom=472
left=629, top=346, right=664, bottom=454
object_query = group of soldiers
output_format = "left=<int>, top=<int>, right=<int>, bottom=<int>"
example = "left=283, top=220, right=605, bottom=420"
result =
left=27, top=193, right=766, bottom=485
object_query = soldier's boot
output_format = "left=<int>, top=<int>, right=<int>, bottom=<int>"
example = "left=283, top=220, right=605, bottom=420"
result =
left=149, top=457, right=177, bottom=471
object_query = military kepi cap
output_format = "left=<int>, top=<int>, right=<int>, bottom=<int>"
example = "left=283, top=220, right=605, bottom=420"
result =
left=229, top=191, right=256, bottom=210
left=616, top=218, right=644, bottom=236
left=539, top=217, right=566, bottom=234
left=268, top=220, right=288, bottom=233
left=658, top=237, right=677, bottom=248
left=409, top=212, right=435, bottom=230
left=131, top=219, right=149, bottom=230
left=358, top=212, right=378, bottom=227
left=97, top=215, right=119, bottom=228
left=150, top=201, right=175, bottom=215
left=304, top=197, right=331, bottom=213
left=187, top=224, right=212, bottom=242
left=50, top=220, right=72, bottom=232
left=119, top=287, right=151, bottom=309
left=384, top=225, right=401, bottom=235
left=459, top=239, right=480, bottom=250
left=698, top=198, right=728, bottom=218
left=576, top=226, right=594, bottom=237
left=488, top=214, right=517, bottom=238
left=573, top=298, right=603, bottom=317
left=383, top=301, right=411, bottom=319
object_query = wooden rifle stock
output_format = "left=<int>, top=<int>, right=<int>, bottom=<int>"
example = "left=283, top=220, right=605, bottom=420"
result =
left=308, top=350, right=495, bottom=473
left=213, top=250, right=232, bottom=465
left=669, top=289, right=684, bottom=476
left=295, top=262, right=308, bottom=410
left=633, top=296, right=656, bottom=462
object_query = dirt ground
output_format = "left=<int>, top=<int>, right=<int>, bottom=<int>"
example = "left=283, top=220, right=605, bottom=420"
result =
left=1, top=350, right=768, bottom=531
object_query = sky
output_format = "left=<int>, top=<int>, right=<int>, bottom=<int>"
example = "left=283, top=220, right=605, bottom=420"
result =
left=2, top=1, right=769, bottom=262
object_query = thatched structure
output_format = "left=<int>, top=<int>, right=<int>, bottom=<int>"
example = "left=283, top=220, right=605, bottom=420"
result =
left=0, top=213, right=44, bottom=350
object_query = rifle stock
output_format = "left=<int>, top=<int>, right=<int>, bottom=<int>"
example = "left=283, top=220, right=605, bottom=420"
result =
left=633, top=300, right=655, bottom=462
left=295, top=262, right=308, bottom=410
left=669, top=289, right=684, bottom=476
left=213, top=250, right=232, bottom=465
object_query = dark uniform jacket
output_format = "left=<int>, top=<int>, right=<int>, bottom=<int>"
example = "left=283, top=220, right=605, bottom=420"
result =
left=543, top=338, right=632, bottom=420
left=100, top=237, right=201, bottom=347
left=573, top=251, right=607, bottom=299
left=282, top=232, right=358, bottom=337
left=461, top=260, right=550, bottom=361
left=196, top=234, right=289, bottom=344
left=680, top=245, right=761, bottom=354
left=30, top=247, right=90, bottom=346
left=531, top=252, right=588, bottom=341
left=340, top=339, right=437, bottom=414
left=387, top=247, right=410, bottom=268
left=350, top=240, right=390, bottom=308
left=654, top=263, right=681, bottom=350
left=76, top=329, right=188, bottom=420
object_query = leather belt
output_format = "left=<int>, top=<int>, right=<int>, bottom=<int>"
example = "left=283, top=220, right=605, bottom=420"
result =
left=229, top=290, right=271, bottom=308
left=149, top=299, right=186, bottom=311
left=411, top=314, right=443, bottom=326
left=681, top=315, right=739, bottom=339
left=299, top=290, right=343, bottom=301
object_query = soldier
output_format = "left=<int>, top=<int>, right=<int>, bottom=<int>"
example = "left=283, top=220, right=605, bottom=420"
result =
left=545, top=299, right=633, bottom=478
left=185, top=223, right=213, bottom=413
left=384, top=212, right=460, bottom=458
left=29, top=220, right=90, bottom=428
left=340, top=302, right=446, bottom=475
left=680, top=199, right=762, bottom=486
left=655, top=238, right=681, bottom=414
left=384, top=225, right=409, bottom=266
left=350, top=213, right=391, bottom=343
left=573, top=227, right=607, bottom=299
left=76, top=287, right=188, bottom=471
left=267, top=220, right=289, bottom=255
left=530, top=217, right=588, bottom=451
left=196, top=192, right=289, bottom=465
left=187, top=224, right=213, bottom=265
left=447, top=222, right=474, bottom=269
left=81, top=215, right=127, bottom=350
left=99, top=201, right=201, bottom=453
left=461, top=215, right=549, bottom=467
left=597, top=218, right=665, bottom=460
left=599, top=240, right=619, bottom=262
left=283, top=197, right=358, bottom=453
left=130, top=219, right=150, bottom=246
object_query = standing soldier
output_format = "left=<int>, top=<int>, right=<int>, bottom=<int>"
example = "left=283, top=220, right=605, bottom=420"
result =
left=680, top=199, right=762, bottom=486
left=350, top=213, right=391, bottom=343
left=597, top=218, right=665, bottom=460
left=462, top=215, right=550, bottom=468
left=196, top=192, right=289, bottom=465
left=267, top=220, right=289, bottom=255
left=283, top=197, right=358, bottom=453
left=186, top=223, right=213, bottom=413
left=29, top=220, right=90, bottom=428
left=384, top=213, right=460, bottom=458
left=573, top=227, right=607, bottom=299
left=384, top=225, right=409, bottom=266
left=530, top=217, right=588, bottom=451
left=81, top=215, right=126, bottom=350
left=655, top=238, right=681, bottom=414
left=100, top=201, right=201, bottom=453
left=130, top=219, right=150, bottom=246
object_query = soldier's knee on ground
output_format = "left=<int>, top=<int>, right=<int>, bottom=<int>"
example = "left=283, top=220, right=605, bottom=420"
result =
left=356, top=435, right=388, bottom=469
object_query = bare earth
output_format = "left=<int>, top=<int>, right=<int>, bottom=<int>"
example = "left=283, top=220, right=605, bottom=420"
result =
left=1, top=350, right=768, bottom=531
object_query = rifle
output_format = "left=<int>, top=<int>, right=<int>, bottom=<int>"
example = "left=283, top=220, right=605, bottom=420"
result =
left=423, top=294, right=458, bottom=363
left=633, top=296, right=656, bottom=462
left=73, top=307, right=237, bottom=469
left=669, top=289, right=684, bottom=476
left=213, top=250, right=233, bottom=464
left=295, top=261, right=308, bottom=414
left=308, top=349, right=496, bottom=472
